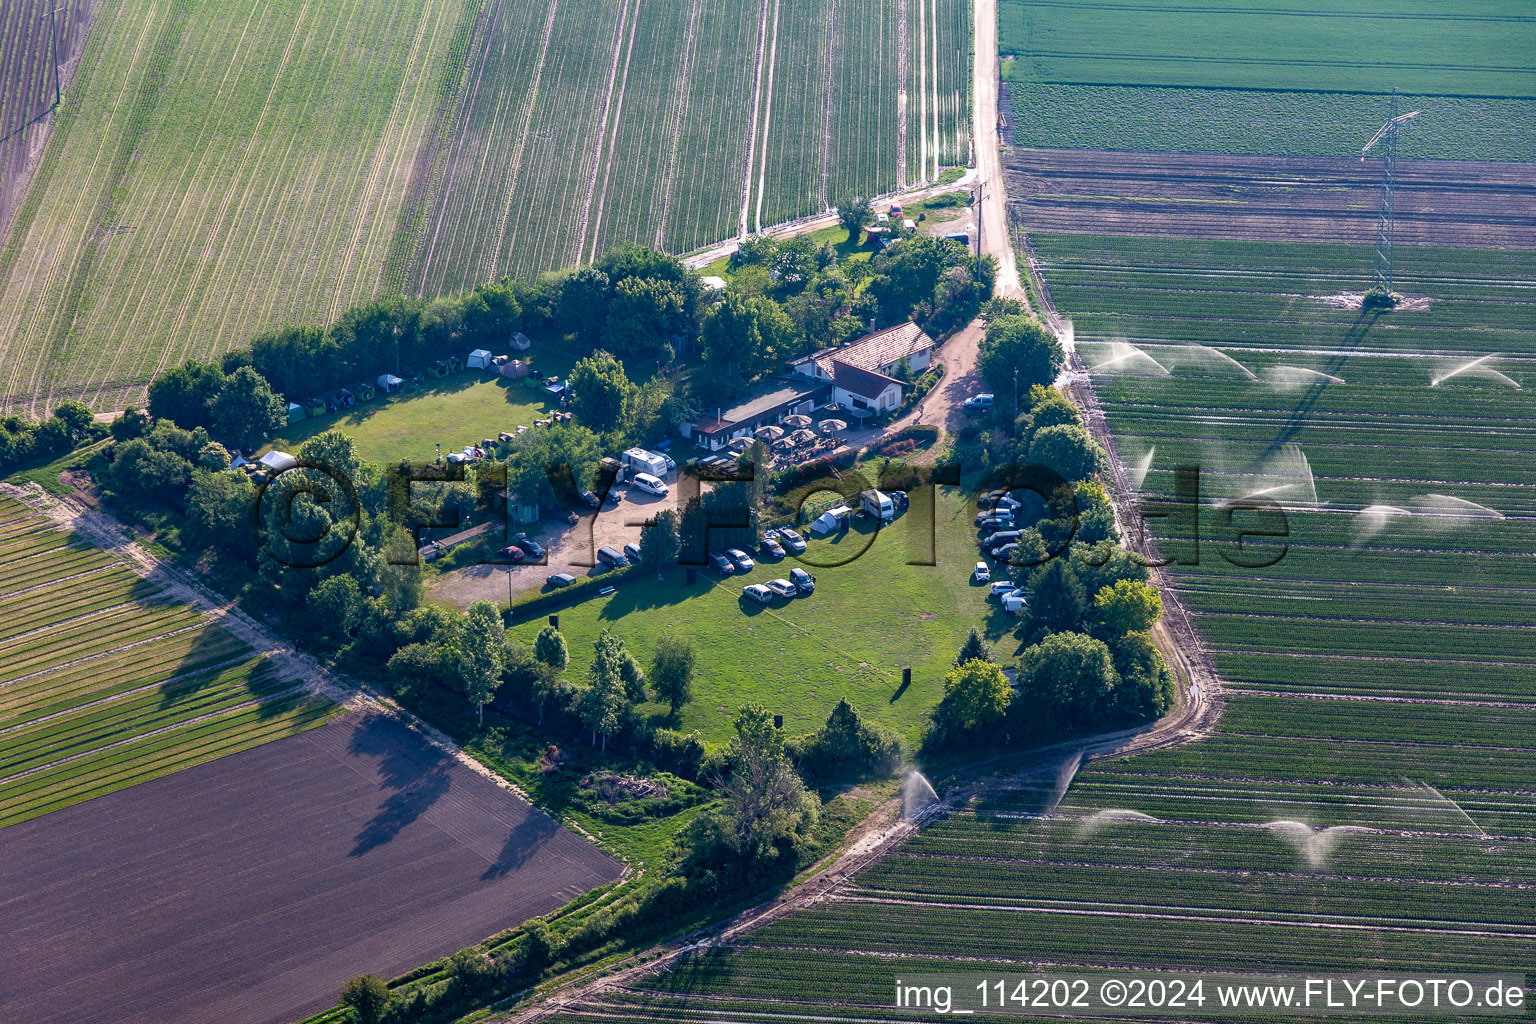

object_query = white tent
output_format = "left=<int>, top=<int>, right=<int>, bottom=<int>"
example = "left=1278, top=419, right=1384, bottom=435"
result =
left=701, top=275, right=727, bottom=292
left=511, top=332, right=532, bottom=351
left=259, top=451, right=298, bottom=473
left=377, top=373, right=403, bottom=393
left=809, top=506, right=851, bottom=535
left=467, top=349, right=493, bottom=369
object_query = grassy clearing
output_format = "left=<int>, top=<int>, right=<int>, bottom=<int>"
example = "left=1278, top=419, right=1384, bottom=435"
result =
left=0, top=496, right=334, bottom=828
left=261, top=353, right=575, bottom=467
left=509, top=487, right=1004, bottom=746
left=0, top=0, right=481, bottom=417
left=1000, top=0, right=1536, bottom=158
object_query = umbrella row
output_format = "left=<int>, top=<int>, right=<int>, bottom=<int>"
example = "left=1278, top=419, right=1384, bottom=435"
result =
left=727, top=418, right=849, bottom=454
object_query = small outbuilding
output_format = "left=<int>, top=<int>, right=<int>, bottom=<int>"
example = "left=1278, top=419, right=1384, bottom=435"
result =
left=259, top=451, right=299, bottom=473
left=467, top=349, right=493, bottom=370
left=701, top=275, right=727, bottom=292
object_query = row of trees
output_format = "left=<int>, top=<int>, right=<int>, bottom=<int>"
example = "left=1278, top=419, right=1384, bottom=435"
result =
left=0, top=401, right=103, bottom=473
left=931, top=307, right=1175, bottom=747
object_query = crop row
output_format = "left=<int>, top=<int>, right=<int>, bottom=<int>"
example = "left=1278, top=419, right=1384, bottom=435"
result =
left=0, top=627, right=253, bottom=726
left=917, top=815, right=1536, bottom=880
left=854, top=860, right=1536, bottom=928
left=0, top=691, right=335, bottom=828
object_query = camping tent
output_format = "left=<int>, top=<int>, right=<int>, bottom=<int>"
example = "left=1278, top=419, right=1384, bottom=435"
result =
left=285, top=402, right=305, bottom=424
left=259, top=451, right=298, bottom=473
left=810, top=506, right=851, bottom=535
left=500, top=359, right=530, bottom=379
left=511, top=332, right=532, bottom=351
left=377, top=373, right=403, bottom=393
left=467, top=349, right=493, bottom=370
left=700, top=276, right=727, bottom=292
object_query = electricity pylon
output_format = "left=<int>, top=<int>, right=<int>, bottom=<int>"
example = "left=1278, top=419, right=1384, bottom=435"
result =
left=1360, top=90, right=1420, bottom=293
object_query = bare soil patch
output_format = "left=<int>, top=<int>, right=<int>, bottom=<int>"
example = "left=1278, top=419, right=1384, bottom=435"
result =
left=1006, top=148, right=1536, bottom=249
left=0, top=712, right=622, bottom=1024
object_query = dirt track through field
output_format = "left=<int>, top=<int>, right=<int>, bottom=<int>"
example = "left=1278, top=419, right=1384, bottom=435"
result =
left=1007, top=148, right=1536, bottom=249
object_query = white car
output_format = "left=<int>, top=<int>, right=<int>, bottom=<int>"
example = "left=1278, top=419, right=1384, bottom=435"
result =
left=973, top=561, right=990, bottom=583
left=989, top=580, right=1019, bottom=598
left=1001, top=590, right=1030, bottom=614
left=742, top=583, right=774, bottom=605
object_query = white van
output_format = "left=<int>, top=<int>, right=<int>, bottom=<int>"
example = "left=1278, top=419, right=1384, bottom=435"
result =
left=631, top=472, right=668, bottom=497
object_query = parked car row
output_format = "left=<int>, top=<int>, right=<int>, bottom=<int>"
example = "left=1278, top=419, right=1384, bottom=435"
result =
left=974, top=490, right=1030, bottom=614
left=743, top=568, right=816, bottom=604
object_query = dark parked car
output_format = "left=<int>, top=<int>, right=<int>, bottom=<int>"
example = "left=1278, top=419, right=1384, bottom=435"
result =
left=623, top=542, right=642, bottom=563
left=789, top=567, right=815, bottom=594
left=578, top=488, right=601, bottom=508
left=977, top=517, right=1012, bottom=537
left=759, top=537, right=785, bottom=559
left=709, top=552, right=734, bottom=574
left=726, top=548, right=755, bottom=572
left=777, top=527, right=807, bottom=553
left=547, top=572, right=576, bottom=588
left=986, top=530, right=1023, bottom=553
left=512, top=533, right=545, bottom=558
left=991, top=543, right=1021, bottom=563
left=597, top=545, right=629, bottom=568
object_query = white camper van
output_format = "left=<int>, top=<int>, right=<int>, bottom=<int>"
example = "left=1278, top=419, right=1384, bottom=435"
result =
left=859, top=489, right=895, bottom=523
left=621, top=447, right=670, bottom=480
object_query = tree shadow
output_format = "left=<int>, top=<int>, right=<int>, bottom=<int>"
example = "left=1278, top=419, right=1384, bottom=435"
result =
left=347, top=716, right=454, bottom=857
left=480, top=810, right=562, bottom=880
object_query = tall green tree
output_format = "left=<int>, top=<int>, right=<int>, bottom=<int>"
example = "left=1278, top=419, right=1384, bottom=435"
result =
left=699, top=293, right=795, bottom=389
left=977, top=314, right=1063, bottom=412
left=339, top=975, right=392, bottom=1024
left=955, top=626, right=992, bottom=666
left=458, top=601, right=507, bottom=725
left=567, top=350, right=636, bottom=433
left=649, top=630, right=696, bottom=717
left=720, top=703, right=818, bottom=859
left=638, top=509, right=681, bottom=573
left=1093, top=579, right=1163, bottom=636
left=836, top=196, right=873, bottom=241
left=1028, top=423, right=1106, bottom=481
left=533, top=625, right=568, bottom=672
left=1015, top=631, right=1120, bottom=725
left=210, top=366, right=285, bottom=449
left=941, top=659, right=1012, bottom=733
left=148, top=360, right=224, bottom=429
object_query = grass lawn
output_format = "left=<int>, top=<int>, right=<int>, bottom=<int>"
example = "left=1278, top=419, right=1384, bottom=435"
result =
left=510, top=487, right=1014, bottom=747
left=261, top=353, right=575, bottom=466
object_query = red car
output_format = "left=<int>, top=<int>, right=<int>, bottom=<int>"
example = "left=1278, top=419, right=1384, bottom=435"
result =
left=497, top=545, right=529, bottom=562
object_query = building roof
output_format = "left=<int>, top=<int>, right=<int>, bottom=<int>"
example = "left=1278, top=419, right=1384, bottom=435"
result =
left=693, top=379, right=829, bottom=435
left=795, top=321, right=935, bottom=376
left=831, top=361, right=902, bottom=401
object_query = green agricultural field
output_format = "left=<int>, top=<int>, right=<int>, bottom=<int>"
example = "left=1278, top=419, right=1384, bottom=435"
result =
left=262, top=353, right=575, bottom=467
left=510, top=487, right=1005, bottom=746
left=0, top=0, right=481, bottom=419
left=1000, top=0, right=1536, bottom=159
left=406, top=0, right=972, bottom=294
left=0, top=496, right=335, bottom=827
